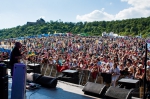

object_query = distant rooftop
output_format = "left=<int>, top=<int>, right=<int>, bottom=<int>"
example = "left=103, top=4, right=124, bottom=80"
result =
left=27, top=18, right=45, bottom=25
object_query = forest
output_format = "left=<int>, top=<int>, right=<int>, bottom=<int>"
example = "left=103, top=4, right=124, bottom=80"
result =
left=0, top=16, right=150, bottom=39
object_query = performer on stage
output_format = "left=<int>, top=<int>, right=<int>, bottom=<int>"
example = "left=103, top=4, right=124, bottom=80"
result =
left=9, top=42, right=27, bottom=76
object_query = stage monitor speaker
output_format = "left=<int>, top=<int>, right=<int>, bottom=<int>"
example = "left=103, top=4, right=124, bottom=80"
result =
left=118, top=78, right=140, bottom=89
left=26, top=73, right=43, bottom=83
left=105, top=86, right=133, bottom=99
left=11, top=63, right=26, bottom=99
left=82, top=82, right=106, bottom=98
left=37, top=76, right=58, bottom=88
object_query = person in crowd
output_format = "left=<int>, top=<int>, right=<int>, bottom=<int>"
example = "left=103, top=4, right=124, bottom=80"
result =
left=110, top=62, right=120, bottom=87
left=119, top=63, right=125, bottom=77
left=127, top=66, right=135, bottom=79
left=134, top=67, right=144, bottom=86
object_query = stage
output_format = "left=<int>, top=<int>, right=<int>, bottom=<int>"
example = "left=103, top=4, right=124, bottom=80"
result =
left=8, top=78, right=97, bottom=99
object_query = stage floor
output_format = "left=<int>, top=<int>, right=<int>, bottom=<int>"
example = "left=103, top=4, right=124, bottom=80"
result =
left=8, top=78, right=97, bottom=99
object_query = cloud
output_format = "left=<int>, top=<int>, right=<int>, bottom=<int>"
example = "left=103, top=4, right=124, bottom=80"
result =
left=116, top=0, right=150, bottom=19
left=121, top=0, right=150, bottom=8
left=76, top=8, right=114, bottom=22
left=76, top=0, right=150, bottom=21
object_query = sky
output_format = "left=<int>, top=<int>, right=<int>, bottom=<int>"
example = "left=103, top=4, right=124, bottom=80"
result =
left=0, top=0, right=150, bottom=29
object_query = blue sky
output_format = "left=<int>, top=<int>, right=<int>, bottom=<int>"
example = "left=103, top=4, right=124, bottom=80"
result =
left=0, top=0, right=150, bottom=29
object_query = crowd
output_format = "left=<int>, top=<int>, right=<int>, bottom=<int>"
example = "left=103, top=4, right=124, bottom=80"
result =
left=0, top=35, right=150, bottom=88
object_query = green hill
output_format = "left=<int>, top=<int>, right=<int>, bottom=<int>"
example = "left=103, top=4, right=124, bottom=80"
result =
left=0, top=17, right=150, bottom=39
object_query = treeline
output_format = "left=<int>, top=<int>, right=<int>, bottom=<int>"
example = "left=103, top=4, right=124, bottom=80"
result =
left=0, top=17, right=150, bottom=39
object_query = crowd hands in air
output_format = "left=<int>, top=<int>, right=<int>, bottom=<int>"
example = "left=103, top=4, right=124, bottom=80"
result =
left=0, top=35, right=150, bottom=87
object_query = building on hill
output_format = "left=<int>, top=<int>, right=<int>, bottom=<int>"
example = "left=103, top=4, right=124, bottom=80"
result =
left=27, top=18, right=45, bottom=25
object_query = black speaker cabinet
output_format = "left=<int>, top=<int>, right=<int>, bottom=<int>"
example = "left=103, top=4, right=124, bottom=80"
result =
left=58, top=69, right=79, bottom=84
left=0, top=76, right=8, bottom=99
left=37, top=76, right=58, bottom=88
left=0, top=63, right=8, bottom=99
left=105, top=86, right=133, bottom=99
left=26, top=73, right=43, bottom=83
left=82, top=82, right=106, bottom=98
left=28, top=63, right=41, bottom=74
left=0, top=63, right=7, bottom=76
left=118, top=78, right=140, bottom=89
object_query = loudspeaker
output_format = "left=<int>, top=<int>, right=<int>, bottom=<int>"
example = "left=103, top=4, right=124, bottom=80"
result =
left=58, top=69, right=79, bottom=84
left=37, top=76, right=58, bottom=88
left=0, top=63, right=7, bottom=76
left=118, top=78, right=140, bottom=89
left=26, top=73, right=43, bottom=83
left=11, top=63, right=26, bottom=99
left=0, top=63, right=8, bottom=99
left=82, top=82, right=106, bottom=98
left=28, top=63, right=41, bottom=74
left=105, top=86, right=133, bottom=99
left=33, top=73, right=43, bottom=83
